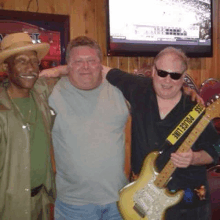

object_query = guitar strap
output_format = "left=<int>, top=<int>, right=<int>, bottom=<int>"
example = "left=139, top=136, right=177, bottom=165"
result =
left=166, top=103, right=205, bottom=145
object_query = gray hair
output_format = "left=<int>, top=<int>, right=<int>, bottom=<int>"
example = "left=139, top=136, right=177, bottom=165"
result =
left=154, top=47, right=188, bottom=71
left=65, top=36, right=102, bottom=63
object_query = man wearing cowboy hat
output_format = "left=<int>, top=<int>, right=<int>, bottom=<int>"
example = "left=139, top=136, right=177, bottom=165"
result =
left=0, top=32, right=56, bottom=220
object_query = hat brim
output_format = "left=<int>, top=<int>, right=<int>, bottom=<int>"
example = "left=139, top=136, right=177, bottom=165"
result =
left=0, top=42, right=50, bottom=66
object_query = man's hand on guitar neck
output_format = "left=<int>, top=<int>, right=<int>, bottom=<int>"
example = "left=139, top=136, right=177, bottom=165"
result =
left=171, top=149, right=193, bottom=168
left=171, top=149, right=214, bottom=168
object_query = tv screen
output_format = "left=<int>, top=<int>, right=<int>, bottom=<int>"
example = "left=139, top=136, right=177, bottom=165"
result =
left=106, top=0, right=213, bottom=57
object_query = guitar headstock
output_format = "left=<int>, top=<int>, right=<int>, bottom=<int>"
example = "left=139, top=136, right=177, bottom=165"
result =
left=206, top=94, right=220, bottom=119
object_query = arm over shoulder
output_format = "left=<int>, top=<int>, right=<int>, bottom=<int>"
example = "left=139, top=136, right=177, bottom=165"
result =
left=35, top=78, right=59, bottom=98
left=106, top=68, right=151, bottom=102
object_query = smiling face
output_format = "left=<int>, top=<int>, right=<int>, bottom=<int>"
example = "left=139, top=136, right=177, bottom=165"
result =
left=5, top=50, right=40, bottom=95
left=67, top=46, right=102, bottom=90
left=152, top=52, right=186, bottom=101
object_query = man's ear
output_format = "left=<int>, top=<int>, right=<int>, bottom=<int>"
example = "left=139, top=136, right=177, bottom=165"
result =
left=2, top=63, right=9, bottom=74
left=151, top=65, right=156, bottom=77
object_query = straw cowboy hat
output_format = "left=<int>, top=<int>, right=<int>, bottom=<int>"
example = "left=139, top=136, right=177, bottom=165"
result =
left=0, top=32, right=50, bottom=66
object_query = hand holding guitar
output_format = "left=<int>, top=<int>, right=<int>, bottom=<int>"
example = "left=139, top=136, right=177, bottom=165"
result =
left=171, top=149, right=214, bottom=168
left=171, top=149, right=194, bottom=168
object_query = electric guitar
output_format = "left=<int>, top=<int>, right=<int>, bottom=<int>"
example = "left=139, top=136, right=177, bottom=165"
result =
left=118, top=96, right=220, bottom=220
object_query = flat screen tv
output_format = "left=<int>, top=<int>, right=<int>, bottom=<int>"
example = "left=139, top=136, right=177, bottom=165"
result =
left=106, top=0, right=213, bottom=57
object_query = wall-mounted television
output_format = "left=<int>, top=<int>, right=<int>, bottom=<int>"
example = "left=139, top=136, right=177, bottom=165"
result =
left=106, top=0, right=213, bottom=58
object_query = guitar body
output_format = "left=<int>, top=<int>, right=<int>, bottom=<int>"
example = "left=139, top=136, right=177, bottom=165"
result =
left=118, top=99, right=220, bottom=219
left=118, top=151, right=184, bottom=220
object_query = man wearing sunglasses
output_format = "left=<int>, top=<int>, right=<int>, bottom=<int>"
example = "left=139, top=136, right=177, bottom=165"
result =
left=102, top=47, right=219, bottom=220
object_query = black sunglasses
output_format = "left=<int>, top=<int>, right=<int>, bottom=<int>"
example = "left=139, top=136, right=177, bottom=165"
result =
left=155, top=65, right=183, bottom=80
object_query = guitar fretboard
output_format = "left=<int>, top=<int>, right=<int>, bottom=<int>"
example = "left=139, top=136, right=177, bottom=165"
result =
left=154, top=115, right=211, bottom=188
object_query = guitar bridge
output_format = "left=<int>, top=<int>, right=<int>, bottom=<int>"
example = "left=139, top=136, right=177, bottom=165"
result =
left=133, top=203, right=146, bottom=218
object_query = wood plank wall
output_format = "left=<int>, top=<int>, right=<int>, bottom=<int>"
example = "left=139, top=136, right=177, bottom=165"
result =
left=1, top=0, right=220, bottom=86
left=1, top=0, right=219, bottom=177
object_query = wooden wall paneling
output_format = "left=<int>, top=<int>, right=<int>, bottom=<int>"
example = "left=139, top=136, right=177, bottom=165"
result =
left=0, top=0, right=70, bottom=15
left=200, top=58, right=209, bottom=86
left=201, top=57, right=215, bottom=84
left=22, top=0, right=39, bottom=12
left=0, top=0, right=23, bottom=11
left=95, top=0, right=107, bottom=65
left=129, top=57, right=139, bottom=74
left=107, top=56, right=119, bottom=69
left=38, top=0, right=55, bottom=14
left=141, top=57, right=154, bottom=68
left=139, top=57, right=147, bottom=70
left=51, top=0, right=70, bottom=15
left=0, top=1, right=8, bottom=10
left=69, top=0, right=86, bottom=38
left=27, top=0, right=58, bottom=14
left=84, top=0, right=97, bottom=39
left=119, top=57, right=129, bottom=72
left=137, top=56, right=154, bottom=75
left=1, top=0, right=29, bottom=11
left=187, top=58, right=201, bottom=87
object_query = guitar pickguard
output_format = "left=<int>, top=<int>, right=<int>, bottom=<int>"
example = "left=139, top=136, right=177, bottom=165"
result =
left=133, top=173, right=181, bottom=219
left=118, top=152, right=184, bottom=220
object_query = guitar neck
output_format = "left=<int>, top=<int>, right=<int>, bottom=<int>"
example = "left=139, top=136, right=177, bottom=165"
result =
left=154, top=115, right=210, bottom=188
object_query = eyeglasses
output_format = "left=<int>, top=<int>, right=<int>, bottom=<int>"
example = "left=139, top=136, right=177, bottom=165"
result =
left=72, top=58, right=99, bottom=67
left=155, top=65, right=183, bottom=80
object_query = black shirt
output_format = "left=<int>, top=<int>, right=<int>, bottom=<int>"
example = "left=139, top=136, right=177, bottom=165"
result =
left=107, top=68, right=219, bottom=208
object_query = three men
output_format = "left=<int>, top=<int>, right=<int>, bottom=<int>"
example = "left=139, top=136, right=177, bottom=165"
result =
left=0, top=33, right=56, bottom=219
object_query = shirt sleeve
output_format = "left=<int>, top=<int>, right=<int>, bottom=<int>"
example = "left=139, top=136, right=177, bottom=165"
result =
left=195, top=122, right=220, bottom=165
left=213, top=136, right=220, bottom=154
left=106, top=68, right=151, bottom=102
left=35, top=78, right=59, bottom=99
